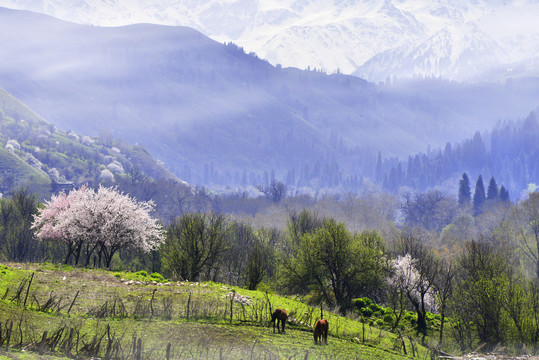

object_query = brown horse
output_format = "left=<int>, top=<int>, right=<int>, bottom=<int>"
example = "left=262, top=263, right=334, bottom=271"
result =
left=271, top=309, right=288, bottom=333
left=313, top=319, right=329, bottom=344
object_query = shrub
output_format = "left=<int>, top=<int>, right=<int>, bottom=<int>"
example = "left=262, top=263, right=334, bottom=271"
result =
left=369, top=303, right=383, bottom=313
left=150, top=272, right=165, bottom=281
left=361, top=307, right=374, bottom=317
left=257, top=282, right=274, bottom=294
left=353, top=297, right=373, bottom=309
left=135, top=270, right=148, bottom=277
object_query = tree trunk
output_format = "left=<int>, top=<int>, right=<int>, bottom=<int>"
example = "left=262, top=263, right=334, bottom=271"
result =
left=84, top=243, right=98, bottom=267
left=417, top=310, right=427, bottom=334
left=410, top=299, right=427, bottom=334
left=64, top=242, right=74, bottom=264
left=73, top=241, right=83, bottom=265
left=439, top=311, right=446, bottom=347
left=103, top=246, right=120, bottom=269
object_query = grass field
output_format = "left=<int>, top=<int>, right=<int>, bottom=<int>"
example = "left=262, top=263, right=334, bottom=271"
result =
left=0, top=262, right=431, bottom=359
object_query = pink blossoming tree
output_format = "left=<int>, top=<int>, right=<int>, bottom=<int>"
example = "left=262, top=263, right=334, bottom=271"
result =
left=32, top=185, right=164, bottom=268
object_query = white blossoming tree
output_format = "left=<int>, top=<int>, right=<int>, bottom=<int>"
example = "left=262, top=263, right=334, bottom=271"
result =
left=388, top=253, right=437, bottom=333
left=32, top=185, right=164, bottom=268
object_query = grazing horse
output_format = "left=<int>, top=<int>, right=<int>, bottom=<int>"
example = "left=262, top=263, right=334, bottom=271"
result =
left=272, top=309, right=288, bottom=333
left=313, top=319, right=329, bottom=344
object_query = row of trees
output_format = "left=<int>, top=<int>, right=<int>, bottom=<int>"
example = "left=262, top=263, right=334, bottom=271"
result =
left=162, top=213, right=278, bottom=290
left=4, top=184, right=539, bottom=352
left=458, top=173, right=509, bottom=215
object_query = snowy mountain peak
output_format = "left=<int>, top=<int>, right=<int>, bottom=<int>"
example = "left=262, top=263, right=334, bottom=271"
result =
left=0, top=0, right=538, bottom=81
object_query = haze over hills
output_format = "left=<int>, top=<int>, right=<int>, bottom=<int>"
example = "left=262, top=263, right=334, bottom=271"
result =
left=0, top=86, right=182, bottom=197
left=0, top=7, right=538, bottom=196
left=1, top=0, right=538, bottom=82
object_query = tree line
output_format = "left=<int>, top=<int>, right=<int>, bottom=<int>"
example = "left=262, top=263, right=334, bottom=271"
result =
left=2, top=184, right=539, bottom=353
left=380, top=112, right=539, bottom=200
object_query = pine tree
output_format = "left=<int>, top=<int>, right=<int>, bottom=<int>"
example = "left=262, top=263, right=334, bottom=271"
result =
left=375, top=151, right=383, bottom=183
left=499, top=185, right=510, bottom=203
left=458, top=173, right=471, bottom=206
left=486, top=176, right=499, bottom=200
left=473, top=175, right=486, bottom=216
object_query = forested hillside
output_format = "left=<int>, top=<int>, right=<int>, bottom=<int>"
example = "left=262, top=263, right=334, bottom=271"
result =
left=0, top=87, right=192, bottom=218
left=1, top=7, right=539, bottom=195
left=379, top=111, right=539, bottom=200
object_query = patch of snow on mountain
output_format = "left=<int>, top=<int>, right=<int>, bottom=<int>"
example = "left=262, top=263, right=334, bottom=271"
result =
left=0, top=0, right=538, bottom=81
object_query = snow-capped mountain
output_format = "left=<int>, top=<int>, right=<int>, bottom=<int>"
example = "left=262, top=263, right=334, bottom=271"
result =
left=0, top=0, right=538, bottom=81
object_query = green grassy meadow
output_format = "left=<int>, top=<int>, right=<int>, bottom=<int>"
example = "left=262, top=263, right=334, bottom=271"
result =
left=0, top=262, right=428, bottom=359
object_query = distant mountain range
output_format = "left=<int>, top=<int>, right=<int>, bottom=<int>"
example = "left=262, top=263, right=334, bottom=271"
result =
left=0, top=7, right=538, bottom=195
left=0, top=0, right=538, bottom=82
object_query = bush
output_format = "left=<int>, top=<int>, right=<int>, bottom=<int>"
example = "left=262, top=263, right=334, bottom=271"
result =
left=150, top=272, right=165, bottom=281
left=369, top=303, right=383, bottom=313
left=257, top=282, right=274, bottom=294
left=403, top=311, right=415, bottom=321
left=135, top=270, right=148, bottom=277
left=361, top=307, right=374, bottom=317
left=353, top=297, right=373, bottom=309
left=383, top=313, right=394, bottom=324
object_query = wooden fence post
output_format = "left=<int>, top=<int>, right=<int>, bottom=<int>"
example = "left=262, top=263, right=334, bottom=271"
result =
left=39, top=330, right=47, bottom=355
left=67, top=290, right=80, bottom=315
left=5, top=320, right=13, bottom=351
left=23, top=272, right=34, bottom=308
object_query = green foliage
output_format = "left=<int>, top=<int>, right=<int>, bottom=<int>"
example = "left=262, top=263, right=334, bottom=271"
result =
left=352, top=295, right=445, bottom=336
left=281, top=218, right=387, bottom=310
left=361, top=307, right=374, bottom=317
left=450, top=240, right=511, bottom=351
left=256, top=282, right=274, bottom=294
left=112, top=269, right=169, bottom=283
left=150, top=272, right=165, bottom=281
left=0, top=189, right=48, bottom=262
left=163, top=212, right=228, bottom=282
left=353, top=297, right=373, bottom=309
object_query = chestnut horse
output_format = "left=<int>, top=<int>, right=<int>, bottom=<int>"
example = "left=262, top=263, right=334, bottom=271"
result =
left=272, top=309, right=288, bottom=333
left=313, top=319, right=329, bottom=344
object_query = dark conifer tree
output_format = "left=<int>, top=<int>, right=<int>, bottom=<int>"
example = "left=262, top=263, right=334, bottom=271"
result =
left=458, top=173, right=471, bottom=206
left=499, top=185, right=510, bottom=203
left=473, top=175, right=486, bottom=216
left=375, top=151, right=383, bottom=183
left=486, top=177, right=499, bottom=200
